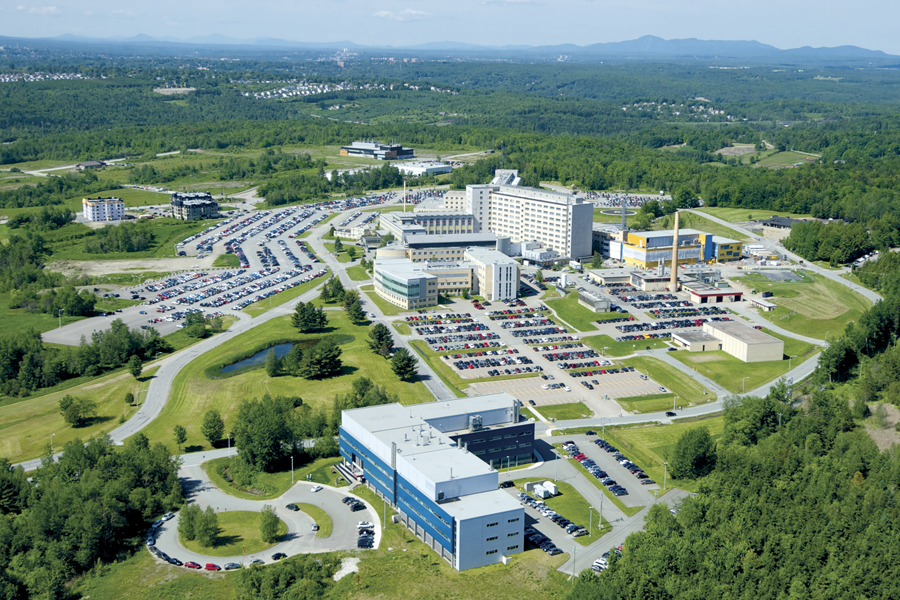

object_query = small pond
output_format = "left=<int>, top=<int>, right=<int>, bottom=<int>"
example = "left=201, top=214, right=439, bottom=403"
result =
left=221, top=343, right=294, bottom=373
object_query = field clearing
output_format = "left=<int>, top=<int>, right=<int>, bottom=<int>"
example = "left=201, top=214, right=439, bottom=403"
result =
left=734, top=271, right=870, bottom=338
left=671, top=346, right=814, bottom=394
left=0, top=291, right=89, bottom=335
left=0, top=366, right=158, bottom=463
left=715, top=144, right=756, bottom=156
left=539, top=402, right=593, bottom=420
left=696, top=207, right=811, bottom=223
left=180, top=510, right=287, bottom=557
left=656, top=211, right=750, bottom=241
left=618, top=356, right=710, bottom=405
left=544, top=292, right=598, bottom=332
left=204, top=456, right=345, bottom=502
left=604, top=415, right=725, bottom=492
left=755, top=150, right=817, bottom=169
left=136, top=312, right=429, bottom=451
left=583, top=334, right=672, bottom=357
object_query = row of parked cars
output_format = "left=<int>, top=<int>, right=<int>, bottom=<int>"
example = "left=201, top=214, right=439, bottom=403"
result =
left=518, top=492, right=587, bottom=539
left=615, top=316, right=731, bottom=333
left=563, top=442, right=630, bottom=496
left=510, top=326, right=568, bottom=338
left=450, top=356, right=534, bottom=372
left=594, top=439, right=655, bottom=486
left=650, top=306, right=729, bottom=319
left=342, top=496, right=367, bottom=513
left=424, top=333, right=500, bottom=346
left=632, top=300, right=693, bottom=310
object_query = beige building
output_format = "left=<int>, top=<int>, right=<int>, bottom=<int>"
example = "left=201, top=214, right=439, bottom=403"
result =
left=702, top=321, right=784, bottom=363
left=82, top=197, right=125, bottom=222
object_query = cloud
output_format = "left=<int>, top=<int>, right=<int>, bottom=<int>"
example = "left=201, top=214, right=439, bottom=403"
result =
left=481, top=0, right=543, bottom=5
left=373, top=8, right=429, bottom=21
left=16, top=5, right=59, bottom=14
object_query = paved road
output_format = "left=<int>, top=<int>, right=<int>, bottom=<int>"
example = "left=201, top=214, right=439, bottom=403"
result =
left=150, top=449, right=380, bottom=567
left=687, top=209, right=882, bottom=304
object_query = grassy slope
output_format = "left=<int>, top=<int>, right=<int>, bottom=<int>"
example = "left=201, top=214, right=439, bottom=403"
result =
left=345, top=264, right=371, bottom=281
left=544, top=292, right=598, bottom=332
left=619, top=356, right=710, bottom=405
left=180, top=510, right=287, bottom=557
left=203, top=456, right=345, bottom=501
left=513, top=477, right=610, bottom=545
left=654, top=211, right=749, bottom=241
left=539, top=402, right=593, bottom=420
left=242, top=275, right=326, bottom=317
left=734, top=271, right=870, bottom=338
left=696, top=207, right=811, bottom=223
left=0, top=366, right=158, bottom=463
left=617, top=393, right=678, bottom=414
left=137, top=312, right=429, bottom=451
left=604, top=415, right=725, bottom=493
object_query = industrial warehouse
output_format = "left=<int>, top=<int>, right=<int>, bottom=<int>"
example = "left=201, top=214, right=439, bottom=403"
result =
left=339, top=394, right=533, bottom=571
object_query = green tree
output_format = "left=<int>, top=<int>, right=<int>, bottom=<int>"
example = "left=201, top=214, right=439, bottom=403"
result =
left=346, top=299, right=366, bottom=324
left=201, top=409, right=225, bottom=447
left=265, top=348, right=281, bottom=378
left=669, top=426, right=716, bottom=480
left=232, top=394, right=297, bottom=472
left=368, top=323, right=394, bottom=356
left=196, top=506, right=218, bottom=547
left=535, top=269, right=544, bottom=283
left=127, top=354, right=142, bottom=379
left=333, top=238, right=344, bottom=252
left=461, top=288, right=470, bottom=300
left=346, top=246, right=357, bottom=261
left=298, top=338, right=343, bottom=379
left=182, top=311, right=208, bottom=338
left=391, top=347, right=419, bottom=381
left=124, top=391, right=134, bottom=406
left=291, top=301, right=327, bottom=333
left=59, top=394, right=97, bottom=427
left=178, top=503, right=201, bottom=541
left=173, top=425, right=187, bottom=451
left=259, top=504, right=280, bottom=543
left=342, top=289, right=360, bottom=311
left=591, top=252, right=603, bottom=269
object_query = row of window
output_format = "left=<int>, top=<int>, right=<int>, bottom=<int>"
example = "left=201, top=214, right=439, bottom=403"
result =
left=485, top=546, right=518, bottom=556
left=399, top=482, right=451, bottom=528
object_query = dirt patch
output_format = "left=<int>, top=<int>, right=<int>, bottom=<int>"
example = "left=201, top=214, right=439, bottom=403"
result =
left=153, top=87, right=196, bottom=95
left=681, top=353, right=727, bottom=363
left=864, top=403, right=900, bottom=451
left=47, top=257, right=218, bottom=278
left=715, top=145, right=756, bottom=157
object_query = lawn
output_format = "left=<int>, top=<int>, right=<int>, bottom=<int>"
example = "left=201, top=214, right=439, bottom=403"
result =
left=604, top=415, right=725, bottom=493
left=346, top=263, right=372, bottom=281
left=734, top=271, right=870, bottom=338
left=617, top=393, right=678, bottom=414
left=755, top=150, right=817, bottom=169
left=362, top=289, right=415, bottom=316
left=324, top=242, right=360, bottom=263
left=294, top=503, right=333, bottom=538
left=654, top=211, right=749, bottom=241
left=346, top=486, right=570, bottom=600
left=409, top=340, right=536, bottom=397
left=180, top=510, right=287, bottom=557
left=539, top=402, right=593, bottom=420
left=204, top=456, right=346, bottom=501
left=0, top=292, right=90, bottom=335
left=696, top=207, right=811, bottom=223
left=544, top=292, right=597, bottom=332
left=136, top=312, right=430, bottom=451
left=213, top=254, right=241, bottom=268
left=392, top=321, right=412, bottom=335
left=242, top=274, right=328, bottom=317
left=583, top=334, right=671, bottom=357
left=670, top=334, right=817, bottom=394
left=619, top=356, right=710, bottom=405
left=0, top=367, right=158, bottom=464
left=513, top=477, right=610, bottom=545
left=71, top=550, right=236, bottom=600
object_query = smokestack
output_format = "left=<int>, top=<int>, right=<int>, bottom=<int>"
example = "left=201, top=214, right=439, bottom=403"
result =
left=669, top=211, right=680, bottom=292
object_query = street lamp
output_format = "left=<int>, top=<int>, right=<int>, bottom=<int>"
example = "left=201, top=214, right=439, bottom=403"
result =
left=673, top=395, right=678, bottom=411
left=58, top=309, right=63, bottom=329
left=663, top=462, right=668, bottom=491
left=789, top=355, right=797, bottom=370
left=291, top=455, right=294, bottom=484
left=742, top=376, right=749, bottom=393
left=50, top=433, right=55, bottom=455
left=137, top=389, right=148, bottom=406
left=588, top=505, right=593, bottom=536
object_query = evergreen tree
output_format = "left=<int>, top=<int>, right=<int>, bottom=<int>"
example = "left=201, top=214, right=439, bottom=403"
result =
left=391, top=348, right=419, bottom=381
left=291, top=301, right=326, bottom=332
left=333, top=238, right=344, bottom=252
left=535, top=269, right=544, bottom=283
left=342, top=289, right=360, bottom=310
left=201, top=409, right=225, bottom=446
left=669, top=426, right=716, bottom=480
left=368, top=323, right=394, bottom=356
left=346, top=300, right=366, bottom=324
left=346, top=246, right=357, bottom=261
left=298, top=338, right=343, bottom=379
left=591, top=252, right=603, bottom=268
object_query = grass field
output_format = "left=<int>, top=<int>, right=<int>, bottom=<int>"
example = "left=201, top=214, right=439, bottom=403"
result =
left=604, top=415, right=725, bottom=492
left=293, top=503, right=333, bottom=538
left=346, top=485, right=570, bottom=600
left=513, top=477, right=610, bottom=545
left=696, top=207, right=811, bottom=223
left=655, top=211, right=749, bottom=241
left=583, top=334, right=671, bottom=357
left=346, top=264, right=371, bottom=281
left=617, top=393, right=678, bottom=414
left=323, top=242, right=361, bottom=263
left=619, top=356, right=711, bottom=405
left=755, top=151, right=817, bottom=169
left=180, top=510, right=287, bottom=557
left=213, top=254, right=241, bottom=268
left=362, top=289, right=412, bottom=316
left=0, top=367, right=158, bottom=463
left=539, top=402, right=593, bottom=420
left=392, top=321, right=411, bottom=335
left=204, top=456, right=345, bottom=501
left=242, top=275, right=327, bottom=317
left=670, top=332, right=817, bottom=393
left=409, top=340, right=535, bottom=397
left=136, top=312, right=429, bottom=451
left=0, top=292, right=89, bottom=335
left=593, top=208, right=639, bottom=226
left=544, top=292, right=598, bottom=332
left=734, top=271, right=870, bottom=338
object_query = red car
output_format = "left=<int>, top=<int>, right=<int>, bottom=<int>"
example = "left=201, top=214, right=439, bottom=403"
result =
left=184, top=561, right=201, bottom=569
left=205, top=563, right=221, bottom=571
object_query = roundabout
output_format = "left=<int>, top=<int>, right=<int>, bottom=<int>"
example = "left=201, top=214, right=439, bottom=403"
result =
left=151, top=454, right=381, bottom=568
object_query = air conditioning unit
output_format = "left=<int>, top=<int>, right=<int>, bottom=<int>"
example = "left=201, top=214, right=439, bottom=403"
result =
left=469, top=415, right=483, bottom=432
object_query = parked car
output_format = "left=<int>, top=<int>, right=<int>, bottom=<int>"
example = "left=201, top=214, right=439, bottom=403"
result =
left=286, top=503, right=299, bottom=511
left=184, top=561, right=201, bottom=569
left=272, top=553, right=287, bottom=561
left=204, top=563, right=221, bottom=571
left=224, top=563, right=240, bottom=570
left=310, top=485, right=323, bottom=493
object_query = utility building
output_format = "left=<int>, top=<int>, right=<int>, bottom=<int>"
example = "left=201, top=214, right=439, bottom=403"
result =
left=339, top=394, right=532, bottom=571
left=702, top=321, right=784, bottom=363
left=340, top=140, right=415, bottom=160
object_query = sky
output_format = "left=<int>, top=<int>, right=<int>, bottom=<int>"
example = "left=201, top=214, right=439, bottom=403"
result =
left=1, top=0, right=898, bottom=55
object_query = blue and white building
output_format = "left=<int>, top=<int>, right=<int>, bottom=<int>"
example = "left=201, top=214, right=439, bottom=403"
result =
left=339, top=394, right=532, bottom=570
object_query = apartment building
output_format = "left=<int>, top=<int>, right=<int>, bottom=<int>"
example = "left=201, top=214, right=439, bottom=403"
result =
left=82, top=197, right=125, bottom=222
left=170, top=192, right=219, bottom=221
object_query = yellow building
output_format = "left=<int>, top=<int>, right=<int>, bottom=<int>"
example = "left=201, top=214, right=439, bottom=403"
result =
left=604, top=228, right=741, bottom=268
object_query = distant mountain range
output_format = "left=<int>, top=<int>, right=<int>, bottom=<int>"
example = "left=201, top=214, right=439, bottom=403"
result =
left=3, top=33, right=895, bottom=61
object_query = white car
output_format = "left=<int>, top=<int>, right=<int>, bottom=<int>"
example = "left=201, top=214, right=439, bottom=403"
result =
left=541, top=384, right=549, bottom=390
left=357, top=521, right=374, bottom=529
left=310, top=485, right=323, bottom=493
left=564, top=386, right=571, bottom=392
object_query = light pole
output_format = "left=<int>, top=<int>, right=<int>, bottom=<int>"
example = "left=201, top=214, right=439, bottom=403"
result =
left=227, top=434, right=230, bottom=451
left=58, top=309, right=63, bottom=329
left=291, top=455, right=294, bottom=484
left=742, top=376, right=749, bottom=393
left=588, top=505, right=593, bottom=536
left=554, top=448, right=559, bottom=482
left=137, top=389, right=147, bottom=406
left=673, top=395, right=678, bottom=410
left=789, top=355, right=796, bottom=371
left=155, top=352, right=162, bottom=361
left=663, top=462, right=668, bottom=492
left=50, top=433, right=55, bottom=455
left=572, top=545, right=577, bottom=583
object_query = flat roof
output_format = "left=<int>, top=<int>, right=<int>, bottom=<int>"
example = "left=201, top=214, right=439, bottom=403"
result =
left=751, top=298, right=777, bottom=308
left=712, top=235, right=739, bottom=244
left=631, top=270, right=669, bottom=281
left=705, top=321, right=780, bottom=345
left=688, top=287, right=742, bottom=296
left=443, top=489, right=522, bottom=520
left=631, top=228, right=705, bottom=239
left=673, top=331, right=720, bottom=343
left=587, top=268, right=632, bottom=279
left=464, top=247, right=516, bottom=265
left=374, top=257, right=437, bottom=282
left=406, top=233, right=497, bottom=247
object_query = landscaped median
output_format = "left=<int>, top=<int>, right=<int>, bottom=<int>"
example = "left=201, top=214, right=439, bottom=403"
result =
left=242, top=274, right=328, bottom=317
left=549, top=444, right=644, bottom=518
left=293, top=503, right=333, bottom=538
left=537, top=402, right=593, bottom=420
left=204, top=456, right=345, bottom=501
left=179, top=510, right=287, bottom=557
left=513, top=477, right=610, bottom=545
left=616, top=393, right=677, bottom=414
